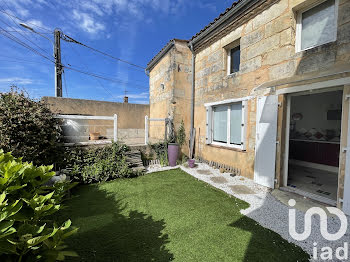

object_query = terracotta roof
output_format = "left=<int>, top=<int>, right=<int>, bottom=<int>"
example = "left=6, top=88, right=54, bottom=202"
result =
left=146, top=39, right=188, bottom=71
left=190, top=0, right=243, bottom=41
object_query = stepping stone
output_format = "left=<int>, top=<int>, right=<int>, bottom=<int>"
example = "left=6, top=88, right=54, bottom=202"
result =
left=229, top=185, right=256, bottom=195
left=125, top=150, right=145, bottom=172
left=197, top=169, right=213, bottom=175
left=210, top=176, right=228, bottom=184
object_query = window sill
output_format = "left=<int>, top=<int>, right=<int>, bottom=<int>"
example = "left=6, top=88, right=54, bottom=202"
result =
left=207, top=143, right=246, bottom=153
left=225, top=71, right=240, bottom=79
left=295, top=40, right=337, bottom=55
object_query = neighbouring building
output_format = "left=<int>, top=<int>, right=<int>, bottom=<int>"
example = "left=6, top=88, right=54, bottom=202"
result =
left=146, top=0, right=350, bottom=214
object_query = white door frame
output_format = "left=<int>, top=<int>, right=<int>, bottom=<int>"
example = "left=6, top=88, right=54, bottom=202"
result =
left=282, top=86, right=344, bottom=196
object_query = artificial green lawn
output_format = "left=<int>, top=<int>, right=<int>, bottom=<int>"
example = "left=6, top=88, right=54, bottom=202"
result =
left=58, top=169, right=309, bottom=262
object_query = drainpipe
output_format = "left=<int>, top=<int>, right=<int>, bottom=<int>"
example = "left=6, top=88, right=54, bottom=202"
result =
left=189, top=43, right=195, bottom=159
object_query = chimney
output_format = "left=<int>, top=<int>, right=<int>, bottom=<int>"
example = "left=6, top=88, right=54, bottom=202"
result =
left=123, top=96, right=128, bottom=103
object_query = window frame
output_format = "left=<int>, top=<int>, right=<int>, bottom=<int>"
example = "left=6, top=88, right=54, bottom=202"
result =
left=226, top=41, right=241, bottom=76
left=295, top=0, right=339, bottom=53
left=206, top=97, right=248, bottom=150
left=227, top=45, right=241, bottom=75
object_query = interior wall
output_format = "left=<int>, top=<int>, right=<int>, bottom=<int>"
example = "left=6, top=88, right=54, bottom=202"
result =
left=290, top=90, right=343, bottom=138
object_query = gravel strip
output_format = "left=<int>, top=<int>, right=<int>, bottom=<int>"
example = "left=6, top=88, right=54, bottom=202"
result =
left=145, top=164, right=179, bottom=173
left=173, top=163, right=350, bottom=260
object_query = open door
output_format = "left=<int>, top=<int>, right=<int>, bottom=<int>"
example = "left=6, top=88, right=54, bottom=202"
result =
left=254, top=95, right=278, bottom=188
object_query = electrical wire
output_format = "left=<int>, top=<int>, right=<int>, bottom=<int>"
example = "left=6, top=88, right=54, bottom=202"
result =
left=0, top=26, right=55, bottom=63
left=63, top=41, right=120, bottom=101
left=0, top=30, right=147, bottom=91
left=0, top=17, right=51, bottom=57
left=0, top=1, right=53, bottom=55
left=64, top=39, right=148, bottom=94
left=0, top=4, right=149, bottom=96
left=62, top=34, right=146, bottom=71
left=0, top=29, right=44, bottom=33
left=0, top=8, right=52, bottom=33
left=64, top=66, right=148, bottom=90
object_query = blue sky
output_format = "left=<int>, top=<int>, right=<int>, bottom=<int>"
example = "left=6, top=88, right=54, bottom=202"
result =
left=0, top=0, right=234, bottom=104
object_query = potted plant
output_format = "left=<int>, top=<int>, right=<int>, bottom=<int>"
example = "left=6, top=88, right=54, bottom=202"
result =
left=188, top=158, right=195, bottom=168
left=167, top=120, right=186, bottom=167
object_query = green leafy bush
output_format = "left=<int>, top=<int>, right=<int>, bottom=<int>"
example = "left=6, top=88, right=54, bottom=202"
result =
left=0, top=89, right=63, bottom=166
left=65, top=143, right=138, bottom=184
left=176, top=120, right=186, bottom=146
left=0, top=150, right=77, bottom=261
left=150, top=142, right=168, bottom=167
left=166, top=119, right=186, bottom=146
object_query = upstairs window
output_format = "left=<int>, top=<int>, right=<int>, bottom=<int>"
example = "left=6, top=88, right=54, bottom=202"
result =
left=296, top=0, right=338, bottom=52
left=227, top=45, right=240, bottom=75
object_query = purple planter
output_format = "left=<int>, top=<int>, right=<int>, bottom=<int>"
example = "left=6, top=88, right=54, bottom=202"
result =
left=188, top=159, right=195, bottom=168
left=168, top=143, right=179, bottom=167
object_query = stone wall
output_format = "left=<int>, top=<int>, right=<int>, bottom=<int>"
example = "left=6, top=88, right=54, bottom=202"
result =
left=147, top=0, right=350, bottom=181
left=149, top=40, right=192, bottom=149
left=192, top=0, right=350, bottom=179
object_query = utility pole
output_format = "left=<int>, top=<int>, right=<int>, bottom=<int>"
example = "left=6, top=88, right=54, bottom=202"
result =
left=54, top=29, right=63, bottom=97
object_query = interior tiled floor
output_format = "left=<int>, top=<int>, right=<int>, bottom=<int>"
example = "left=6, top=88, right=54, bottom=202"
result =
left=287, top=164, right=338, bottom=201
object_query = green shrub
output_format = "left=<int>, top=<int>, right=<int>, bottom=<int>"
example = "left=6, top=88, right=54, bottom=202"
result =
left=150, top=142, right=168, bottom=167
left=150, top=142, right=167, bottom=158
left=159, top=150, right=169, bottom=167
left=0, top=89, right=63, bottom=166
left=176, top=120, right=186, bottom=147
left=0, top=150, right=77, bottom=261
left=176, top=154, right=188, bottom=166
left=65, top=143, right=138, bottom=184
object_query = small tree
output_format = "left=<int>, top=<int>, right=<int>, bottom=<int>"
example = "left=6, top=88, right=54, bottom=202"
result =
left=176, top=120, right=186, bottom=147
left=0, top=88, right=63, bottom=166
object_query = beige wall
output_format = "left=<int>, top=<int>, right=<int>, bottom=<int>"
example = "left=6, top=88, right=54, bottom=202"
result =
left=149, top=40, right=192, bottom=149
left=42, top=97, right=149, bottom=145
left=192, top=0, right=350, bottom=179
left=42, top=96, right=149, bottom=129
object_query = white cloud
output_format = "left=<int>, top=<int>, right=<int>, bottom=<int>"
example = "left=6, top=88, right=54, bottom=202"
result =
left=15, top=6, right=29, bottom=17
left=0, top=77, right=33, bottom=85
left=117, top=92, right=149, bottom=99
left=72, top=10, right=105, bottom=34
left=81, top=2, right=104, bottom=16
left=2, top=0, right=196, bottom=36
left=1, top=0, right=33, bottom=18
left=24, top=19, right=51, bottom=31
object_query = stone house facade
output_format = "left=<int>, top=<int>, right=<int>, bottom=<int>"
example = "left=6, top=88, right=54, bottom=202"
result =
left=146, top=0, right=350, bottom=213
left=147, top=40, right=192, bottom=149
